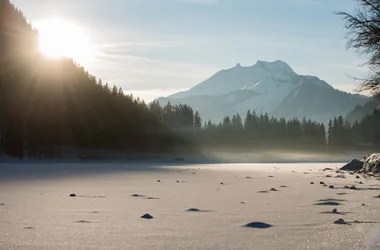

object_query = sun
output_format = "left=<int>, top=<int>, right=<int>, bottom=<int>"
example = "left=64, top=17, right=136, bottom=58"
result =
left=35, top=19, right=93, bottom=63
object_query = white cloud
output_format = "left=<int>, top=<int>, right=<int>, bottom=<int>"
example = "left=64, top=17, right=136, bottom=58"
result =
left=84, top=48, right=218, bottom=101
left=97, top=41, right=184, bottom=49
left=94, top=51, right=217, bottom=78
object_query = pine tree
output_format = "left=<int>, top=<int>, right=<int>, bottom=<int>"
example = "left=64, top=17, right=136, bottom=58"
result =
left=232, top=113, right=243, bottom=130
left=320, top=123, right=326, bottom=146
left=223, top=116, right=231, bottom=127
left=112, top=85, right=118, bottom=95
left=0, top=1, right=191, bottom=156
left=244, top=110, right=252, bottom=131
left=194, top=111, right=202, bottom=130
left=207, top=120, right=213, bottom=129
left=118, top=87, right=124, bottom=96
left=104, top=83, right=110, bottom=93
left=328, top=119, right=333, bottom=146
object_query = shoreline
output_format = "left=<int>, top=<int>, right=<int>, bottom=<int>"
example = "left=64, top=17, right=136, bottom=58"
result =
left=0, top=150, right=365, bottom=164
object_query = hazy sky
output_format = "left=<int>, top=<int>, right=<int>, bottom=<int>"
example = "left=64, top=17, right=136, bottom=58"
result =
left=13, top=0, right=368, bottom=101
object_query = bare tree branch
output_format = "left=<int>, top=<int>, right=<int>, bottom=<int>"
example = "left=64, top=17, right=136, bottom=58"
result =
left=337, top=0, right=380, bottom=99
left=361, top=0, right=380, bottom=13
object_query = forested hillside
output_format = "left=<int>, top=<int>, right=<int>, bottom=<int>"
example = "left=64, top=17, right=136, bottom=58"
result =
left=0, top=0, right=188, bottom=158
left=160, top=60, right=368, bottom=123
left=345, top=99, right=379, bottom=123
left=1, top=0, right=379, bottom=160
left=152, top=99, right=380, bottom=150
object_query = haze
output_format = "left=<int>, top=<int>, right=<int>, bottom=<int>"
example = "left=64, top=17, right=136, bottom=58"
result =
left=13, top=0, right=366, bottom=101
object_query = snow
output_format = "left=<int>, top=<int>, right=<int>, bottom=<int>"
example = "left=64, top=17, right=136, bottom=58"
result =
left=363, top=153, right=380, bottom=173
left=170, top=60, right=299, bottom=98
left=168, top=60, right=333, bottom=115
left=233, top=72, right=301, bottom=114
left=291, top=89, right=300, bottom=100
left=1, top=162, right=379, bottom=250
left=256, top=60, right=295, bottom=74
left=241, top=80, right=261, bottom=90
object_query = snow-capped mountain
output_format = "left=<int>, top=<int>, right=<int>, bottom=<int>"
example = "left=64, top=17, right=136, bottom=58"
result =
left=158, top=60, right=368, bottom=122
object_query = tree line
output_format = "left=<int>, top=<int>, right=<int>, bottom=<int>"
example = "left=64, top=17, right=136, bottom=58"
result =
left=328, top=111, right=380, bottom=149
left=0, top=1, right=186, bottom=159
left=149, top=101, right=380, bottom=151
left=149, top=101, right=327, bottom=149
left=1, top=0, right=380, bottom=159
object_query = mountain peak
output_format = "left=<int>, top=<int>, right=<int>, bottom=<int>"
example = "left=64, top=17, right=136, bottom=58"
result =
left=254, top=60, right=294, bottom=74
left=164, top=59, right=368, bottom=123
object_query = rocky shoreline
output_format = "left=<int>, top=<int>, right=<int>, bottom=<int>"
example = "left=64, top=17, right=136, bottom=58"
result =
left=341, top=153, right=380, bottom=175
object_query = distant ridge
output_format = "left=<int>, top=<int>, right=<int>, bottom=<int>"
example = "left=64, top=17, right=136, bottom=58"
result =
left=158, top=60, right=368, bottom=122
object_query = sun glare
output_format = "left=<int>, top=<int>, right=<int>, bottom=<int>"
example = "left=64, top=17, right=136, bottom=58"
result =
left=35, top=19, right=93, bottom=63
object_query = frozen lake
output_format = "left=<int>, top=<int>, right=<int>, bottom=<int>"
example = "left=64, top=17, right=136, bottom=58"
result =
left=1, top=162, right=380, bottom=250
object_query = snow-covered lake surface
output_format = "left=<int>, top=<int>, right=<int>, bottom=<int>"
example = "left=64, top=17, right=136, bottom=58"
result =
left=1, top=162, right=380, bottom=250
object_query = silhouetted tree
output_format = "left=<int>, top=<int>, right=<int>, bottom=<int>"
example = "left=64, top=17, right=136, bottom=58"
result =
left=337, top=0, right=380, bottom=99
left=0, top=1, right=187, bottom=158
left=193, top=111, right=202, bottom=130
left=328, top=120, right=333, bottom=146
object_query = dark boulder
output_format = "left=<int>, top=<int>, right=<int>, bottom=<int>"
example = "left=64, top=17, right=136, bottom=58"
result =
left=244, top=222, right=273, bottom=229
left=340, top=159, right=364, bottom=171
left=186, top=208, right=202, bottom=212
left=141, top=213, right=154, bottom=219
left=334, top=218, right=347, bottom=225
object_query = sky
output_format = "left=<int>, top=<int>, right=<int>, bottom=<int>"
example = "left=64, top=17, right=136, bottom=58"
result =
left=13, top=0, right=368, bottom=102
